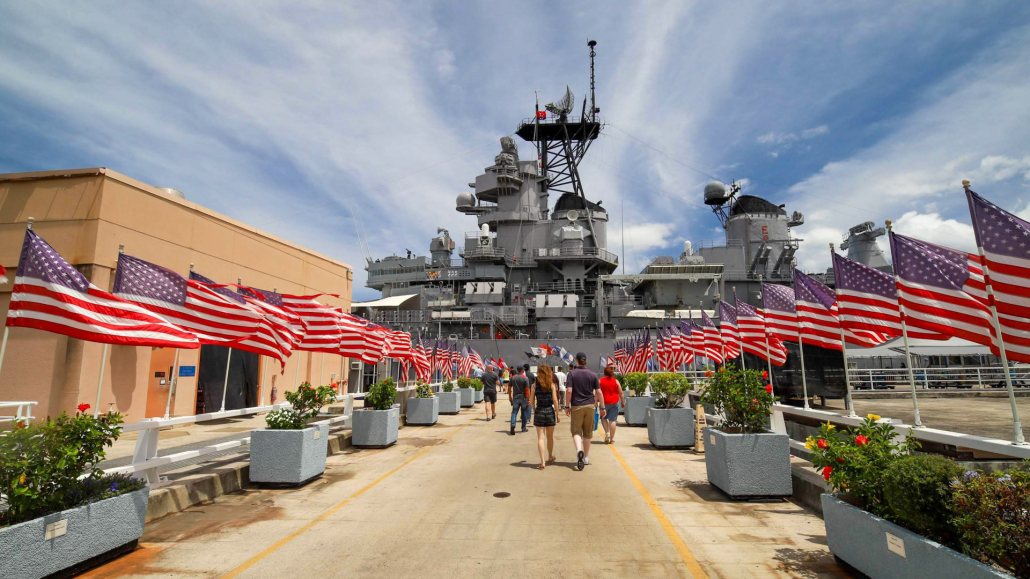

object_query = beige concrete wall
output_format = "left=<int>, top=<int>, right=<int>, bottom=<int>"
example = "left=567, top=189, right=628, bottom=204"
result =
left=0, top=169, right=353, bottom=423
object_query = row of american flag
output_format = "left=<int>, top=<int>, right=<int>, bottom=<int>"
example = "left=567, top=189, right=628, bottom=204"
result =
left=4, top=226, right=488, bottom=384
left=607, top=187, right=1030, bottom=373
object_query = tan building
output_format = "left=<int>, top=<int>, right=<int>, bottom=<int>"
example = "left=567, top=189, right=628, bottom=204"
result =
left=0, top=168, right=353, bottom=423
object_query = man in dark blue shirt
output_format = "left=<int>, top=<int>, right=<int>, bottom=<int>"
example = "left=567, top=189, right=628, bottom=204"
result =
left=565, top=352, right=603, bottom=471
left=508, top=367, right=532, bottom=435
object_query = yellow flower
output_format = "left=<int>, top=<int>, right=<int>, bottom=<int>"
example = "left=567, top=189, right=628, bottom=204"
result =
left=19, top=473, right=26, bottom=485
left=804, top=440, right=815, bottom=451
left=867, top=414, right=881, bottom=422
left=825, top=423, right=836, bottom=431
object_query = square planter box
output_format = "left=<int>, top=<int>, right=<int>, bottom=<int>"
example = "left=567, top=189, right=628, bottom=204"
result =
left=474, top=389, right=484, bottom=403
left=620, top=390, right=630, bottom=414
left=458, top=387, right=475, bottom=408
left=703, top=428, right=791, bottom=498
left=406, top=396, right=439, bottom=426
left=0, top=487, right=149, bottom=579
left=647, top=407, right=696, bottom=449
left=623, top=396, right=655, bottom=426
left=352, top=407, right=400, bottom=448
left=250, top=424, right=329, bottom=485
left=438, top=391, right=461, bottom=414
left=822, top=494, right=1010, bottom=579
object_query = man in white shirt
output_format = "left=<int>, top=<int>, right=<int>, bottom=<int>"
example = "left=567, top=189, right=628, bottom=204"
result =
left=554, top=367, right=567, bottom=409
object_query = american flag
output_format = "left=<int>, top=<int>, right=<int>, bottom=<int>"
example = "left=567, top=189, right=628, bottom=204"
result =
left=735, top=294, right=787, bottom=366
left=235, top=284, right=306, bottom=353
left=470, top=348, right=484, bottom=370
left=966, top=189, right=1030, bottom=363
left=690, top=320, right=706, bottom=361
left=6, top=230, right=199, bottom=349
left=413, top=336, right=431, bottom=382
left=280, top=294, right=345, bottom=354
left=888, top=231, right=997, bottom=350
left=762, top=283, right=799, bottom=342
left=114, top=254, right=263, bottom=345
left=360, top=322, right=389, bottom=365
left=337, top=310, right=370, bottom=360
left=385, top=330, right=413, bottom=362
left=458, top=345, right=473, bottom=377
left=188, top=273, right=293, bottom=366
left=657, top=330, right=669, bottom=370
left=678, top=320, right=696, bottom=366
left=700, top=310, right=724, bottom=364
left=441, top=342, right=454, bottom=380
left=718, top=301, right=742, bottom=359
left=794, top=269, right=891, bottom=350
left=831, top=251, right=947, bottom=340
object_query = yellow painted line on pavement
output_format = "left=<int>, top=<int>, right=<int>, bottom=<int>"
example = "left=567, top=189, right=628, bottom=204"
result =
left=220, top=419, right=475, bottom=579
left=608, top=445, right=710, bottom=579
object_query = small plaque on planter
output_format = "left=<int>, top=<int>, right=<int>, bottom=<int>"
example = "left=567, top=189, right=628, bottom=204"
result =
left=44, top=519, right=67, bottom=541
left=313, top=430, right=321, bottom=440
left=886, top=532, right=906, bottom=558
left=709, top=434, right=715, bottom=445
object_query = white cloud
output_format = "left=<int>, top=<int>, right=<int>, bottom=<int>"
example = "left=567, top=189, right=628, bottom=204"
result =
left=801, top=125, right=829, bottom=139
left=891, top=211, right=977, bottom=253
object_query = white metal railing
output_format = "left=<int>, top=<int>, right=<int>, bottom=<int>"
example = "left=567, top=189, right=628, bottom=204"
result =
left=105, top=383, right=429, bottom=485
left=847, top=366, right=1030, bottom=390
left=0, top=401, right=38, bottom=426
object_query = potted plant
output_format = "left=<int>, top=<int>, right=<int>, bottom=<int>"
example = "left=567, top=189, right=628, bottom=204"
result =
left=405, top=381, right=439, bottom=426
left=699, top=367, right=790, bottom=498
left=621, top=372, right=654, bottom=426
left=251, top=382, right=336, bottom=485
left=437, top=380, right=460, bottom=415
left=811, top=417, right=1021, bottom=578
left=0, top=405, right=149, bottom=577
left=646, top=373, right=694, bottom=449
left=456, top=376, right=474, bottom=408
left=471, top=378, right=484, bottom=403
left=353, top=379, right=399, bottom=448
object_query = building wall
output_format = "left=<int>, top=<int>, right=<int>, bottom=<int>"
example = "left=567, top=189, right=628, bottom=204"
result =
left=0, top=168, right=353, bottom=423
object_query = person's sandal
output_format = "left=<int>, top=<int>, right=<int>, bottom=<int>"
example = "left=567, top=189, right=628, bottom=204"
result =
left=547, top=456, right=557, bottom=464
left=536, top=464, right=546, bottom=470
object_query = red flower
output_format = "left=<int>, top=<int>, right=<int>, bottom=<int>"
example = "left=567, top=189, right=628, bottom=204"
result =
left=718, top=368, right=725, bottom=374
left=823, top=466, right=833, bottom=481
left=855, top=435, right=869, bottom=446
left=77, top=403, right=90, bottom=413
left=836, top=457, right=844, bottom=464
left=705, top=370, right=713, bottom=377
left=817, top=438, right=828, bottom=450
left=762, top=371, right=768, bottom=379
left=765, top=384, right=773, bottom=394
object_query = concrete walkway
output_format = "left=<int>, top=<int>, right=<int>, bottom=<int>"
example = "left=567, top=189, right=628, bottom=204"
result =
left=85, top=401, right=852, bottom=579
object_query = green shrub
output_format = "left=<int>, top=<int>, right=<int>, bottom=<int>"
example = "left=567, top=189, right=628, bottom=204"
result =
left=806, top=415, right=917, bottom=518
left=0, top=407, right=145, bottom=527
left=266, top=382, right=337, bottom=430
left=623, top=372, right=649, bottom=396
left=883, top=454, right=963, bottom=542
left=442, top=380, right=454, bottom=393
left=951, top=464, right=1030, bottom=578
left=456, top=377, right=472, bottom=389
left=365, top=380, right=397, bottom=411
left=415, top=381, right=434, bottom=398
left=698, top=367, right=775, bottom=434
left=649, top=373, right=690, bottom=409
left=470, top=379, right=483, bottom=391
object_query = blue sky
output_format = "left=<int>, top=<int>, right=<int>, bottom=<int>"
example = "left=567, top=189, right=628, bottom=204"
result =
left=2, top=2, right=1030, bottom=300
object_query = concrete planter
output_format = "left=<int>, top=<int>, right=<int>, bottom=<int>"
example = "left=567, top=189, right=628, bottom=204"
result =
left=0, top=487, right=149, bottom=579
left=620, top=390, right=630, bottom=414
left=438, top=391, right=461, bottom=414
left=822, top=494, right=1009, bottom=579
left=474, top=389, right=484, bottom=403
left=623, top=396, right=655, bottom=426
left=352, top=407, right=400, bottom=448
left=703, top=428, right=791, bottom=498
left=406, top=396, right=439, bottom=426
left=646, top=407, right=696, bottom=449
left=250, top=424, right=329, bottom=485
left=458, top=387, right=474, bottom=408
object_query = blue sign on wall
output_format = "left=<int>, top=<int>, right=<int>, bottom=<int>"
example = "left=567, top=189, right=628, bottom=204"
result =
left=177, top=366, right=197, bottom=377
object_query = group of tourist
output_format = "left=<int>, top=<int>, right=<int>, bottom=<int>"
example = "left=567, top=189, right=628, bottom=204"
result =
left=477, top=354, right=627, bottom=471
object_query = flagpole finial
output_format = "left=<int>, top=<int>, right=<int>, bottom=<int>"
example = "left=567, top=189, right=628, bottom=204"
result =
left=829, top=242, right=834, bottom=250
left=758, top=274, right=763, bottom=281
left=118, top=244, right=124, bottom=254
left=237, top=278, right=242, bottom=284
left=189, top=262, right=194, bottom=272
left=885, top=219, right=892, bottom=231
left=962, top=179, right=971, bottom=189
left=26, top=217, right=34, bottom=230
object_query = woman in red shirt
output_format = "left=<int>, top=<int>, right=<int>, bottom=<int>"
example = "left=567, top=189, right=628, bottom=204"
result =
left=598, top=366, right=625, bottom=444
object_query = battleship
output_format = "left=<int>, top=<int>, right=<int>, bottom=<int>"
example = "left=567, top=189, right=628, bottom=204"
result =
left=356, top=41, right=890, bottom=399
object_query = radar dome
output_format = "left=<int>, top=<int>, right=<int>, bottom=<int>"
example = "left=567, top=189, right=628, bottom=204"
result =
left=703, top=181, right=729, bottom=206
left=456, top=192, right=475, bottom=208
left=157, top=187, right=186, bottom=200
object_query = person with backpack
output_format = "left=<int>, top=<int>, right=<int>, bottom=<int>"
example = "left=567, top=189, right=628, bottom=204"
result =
left=508, top=366, right=532, bottom=435
left=564, top=353, right=604, bottom=471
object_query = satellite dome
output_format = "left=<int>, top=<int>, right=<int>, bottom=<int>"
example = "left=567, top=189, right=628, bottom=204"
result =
left=703, top=181, right=729, bottom=206
left=157, top=187, right=186, bottom=200
left=456, top=192, right=475, bottom=208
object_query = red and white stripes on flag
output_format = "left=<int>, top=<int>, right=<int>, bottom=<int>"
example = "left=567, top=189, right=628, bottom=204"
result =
left=888, top=231, right=998, bottom=352
left=966, top=189, right=1030, bottom=363
left=700, top=311, right=724, bottom=364
left=735, top=296, right=787, bottom=366
left=794, top=270, right=891, bottom=351
left=761, top=282, right=800, bottom=343
left=7, top=230, right=199, bottom=349
left=718, top=301, right=742, bottom=360
left=280, top=293, right=345, bottom=354
left=690, top=321, right=706, bottom=361
left=338, top=310, right=370, bottom=360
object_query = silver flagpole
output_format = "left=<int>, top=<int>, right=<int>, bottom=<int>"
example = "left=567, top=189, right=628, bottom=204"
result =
left=830, top=244, right=857, bottom=417
left=1, top=220, right=33, bottom=380
left=219, top=278, right=241, bottom=412
left=163, top=348, right=180, bottom=419
left=759, top=276, right=774, bottom=382
left=320, top=352, right=325, bottom=386
left=93, top=343, right=110, bottom=417
left=716, top=295, right=726, bottom=365
left=792, top=267, right=811, bottom=410
left=733, top=287, right=745, bottom=372
left=885, top=222, right=923, bottom=427
left=294, top=353, right=301, bottom=388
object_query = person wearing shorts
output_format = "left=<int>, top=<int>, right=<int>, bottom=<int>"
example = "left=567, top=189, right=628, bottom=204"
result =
left=598, top=365, right=625, bottom=444
left=564, top=352, right=604, bottom=471
left=480, top=364, right=499, bottom=421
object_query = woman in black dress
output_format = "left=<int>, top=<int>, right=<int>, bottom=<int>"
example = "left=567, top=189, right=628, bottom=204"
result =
left=530, top=364, right=560, bottom=470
